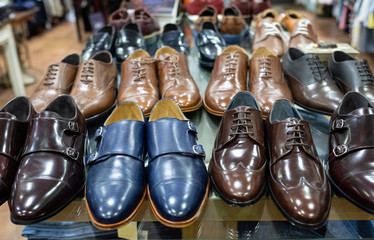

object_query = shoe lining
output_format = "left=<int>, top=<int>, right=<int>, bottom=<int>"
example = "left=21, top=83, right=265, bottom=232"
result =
left=62, top=54, right=80, bottom=66
left=2, top=97, right=29, bottom=121
left=222, top=45, right=248, bottom=56
left=339, top=92, right=372, bottom=115
left=45, top=96, right=75, bottom=119
left=270, top=100, right=301, bottom=122
left=105, top=102, right=144, bottom=125
left=149, top=99, right=187, bottom=121
left=155, top=46, right=177, bottom=57
left=127, top=50, right=150, bottom=60
left=227, top=92, right=258, bottom=110
left=251, top=47, right=275, bottom=58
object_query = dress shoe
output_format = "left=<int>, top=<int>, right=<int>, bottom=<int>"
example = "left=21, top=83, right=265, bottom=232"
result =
left=115, top=22, right=145, bottom=66
left=231, top=0, right=252, bottom=16
left=252, top=0, right=272, bottom=15
left=86, top=101, right=146, bottom=230
left=204, top=45, right=248, bottom=116
left=133, top=8, right=160, bottom=44
left=255, top=8, right=278, bottom=26
left=249, top=47, right=293, bottom=118
left=82, top=26, right=115, bottom=60
left=30, top=54, right=80, bottom=112
left=186, top=0, right=224, bottom=16
left=219, top=6, right=249, bottom=45
left=194, top=6, right=218, bottom=32
left=283, top=48, right=343, bottom=115
left=147, top=99, right=209, bottom=228
left=70, top=51, right=117, bottom=121
left=0, top=97, right=35, bottom=206
left=266, top=99, right=331, bottom=229
left=117, top=50, right=159, bottom=116
left=159, top=23, right=189, bottom=54
left=196, top=21, right=226, bottom=68
left=209, top=91, right=266, bottom=206
left=329, top=51, right=374, bottom=104
left=109, top=8, right=130, bottom=32
left=9, top=95, right=86, bottom=224
left=155, top=47, right=202, bottom=112
left=328, top=91, right=374, bottom=214
left=289, top=19, right=318, bottom=48
left=278, top=10, right=304, bottom=33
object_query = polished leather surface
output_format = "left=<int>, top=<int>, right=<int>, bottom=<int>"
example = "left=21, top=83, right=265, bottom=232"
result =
left=329, top=51, right=374, bottom=104
left=219, top=6, right=247, bottom=35
left=9, top=95, right=86, bottom=224
left=117, top=50, right=159, bottom=116
left=204, top=45, right=248, bottom=116
left=109, top=8, right=130, bottom=32
left=283, top=48, right=343, bottom=115
left=252, top=18, right=287, bottom=57
left=249, top=48, right=293, bottom=118
left=329, top=92, right=374, bottom=213
left=266, top=99, right=331, bottom=228
left=0, top=97, right=35, bottom=206
left=86, top=101, right=146, bottom=227
left=186, top=0, right=223, bottom=16
left=115, top=23, right=145, bottom=63
left=196, top=21, right=226, bottom=67
left=209, top=92, right=266, bottom=205
left=70, top=51, right=117, bottom=119
left=30, top=54, right=80, bottom=112
left=289, top=19, right=318, bottom=48
left=159, top=23, right=189, bottom=54
left=82, top=26, right=115, bottom=60
left=156, top=47, right=202, bottom=112
left=147, top=99, right=208, bottom=224
left=133, top=8, right=160, bottom=37
left=194, top=6, right=218, bottom=32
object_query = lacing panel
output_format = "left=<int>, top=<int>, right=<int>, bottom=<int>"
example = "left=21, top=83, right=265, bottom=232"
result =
left=230, top=110, right=254, bottom=137
left=130, top=57, right=155, bottom=82
left=43, top=64, right=59, bottom=86
left=306, top=55, right=328, bottom=81
left=80, top=62, right=94, bottom=84
left=356, top=60, right=374, bottom=84
left=285, top=119, right=309, bottom=150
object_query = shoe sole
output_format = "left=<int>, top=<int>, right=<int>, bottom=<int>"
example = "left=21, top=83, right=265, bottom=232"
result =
left=179, top=98, right=203, bottom=113
left=85, top=102, right=117, bottom=125
left=85, top=187, right=146, bottom=230
left=147, top=179, right=210, bottom=228
left=10, top=183, right=85, bottom=225
left=203, top=98, right=224, bottom=116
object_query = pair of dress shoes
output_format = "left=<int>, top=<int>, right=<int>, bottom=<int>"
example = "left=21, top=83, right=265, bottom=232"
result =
left=117, top=47, right=202, bottom=116
left=210, top=91, right=331, bottom=229
left=30, top=51, right=117, bottom=122
left=0, top=95, right=86, bottom=224
left=85, top=99, right=209, bottom=229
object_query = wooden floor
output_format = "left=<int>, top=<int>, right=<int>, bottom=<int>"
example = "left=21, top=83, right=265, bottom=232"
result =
left=0, top=10, right=373, bottom=240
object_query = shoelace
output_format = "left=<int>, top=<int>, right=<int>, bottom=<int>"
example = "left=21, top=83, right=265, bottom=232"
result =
left=159, top=55, right=180, bottom=80
left=285, top=119, right=309, bottom=150
left=306, top=55, right=328, bottom=81
left=224, top=53, right=239, bottom=78
left=130, top=57, right=155, bottom=82
left=43, top=64, right=59, bottom=86
left=80, top=62, right=94, bottom=84
left=230, top=110, right=254, bottom=137
left=258, top=57, right=272, bottom=79
left=262, top=21, right=288, bottom=44
left=293, top=19, right=311, bottom=36
left=355, top=60, right=374, bottom=84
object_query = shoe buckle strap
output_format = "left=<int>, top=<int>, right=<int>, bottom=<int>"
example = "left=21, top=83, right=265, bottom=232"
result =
left=68, top=121, right=79, bottom=133
left=192, top=144, right=205, bottom=157
left=65, top=147, right=79, bottom=160
left=188, top=121, right=198, bottom=139
left=333, top=144, right=348, bottom=157
left=331, top=119, right=347, bottom=131
left=94, top=126, right=103, bottom=141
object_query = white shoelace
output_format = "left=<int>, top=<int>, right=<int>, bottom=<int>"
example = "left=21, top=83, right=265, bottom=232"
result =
left=293, top=19, right=311, bottom=35
left=262, top=21, right=289, bottom=45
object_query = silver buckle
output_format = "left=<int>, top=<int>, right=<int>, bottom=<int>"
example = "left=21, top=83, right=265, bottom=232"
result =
left=65, top=147, right=79, bottom=160
left=333, top=145, right=348, bottom=157
left=332, top=119, right=345, bottom=130
left=94, top=126, right=103, bottom=141
left=68, top=121, right=79, bottom=132
left=193, top=145, right=205, bottom=157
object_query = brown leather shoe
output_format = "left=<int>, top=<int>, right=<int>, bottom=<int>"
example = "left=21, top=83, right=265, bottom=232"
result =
left=204, top=45, right=248, bottom=116
left=266, top=99, right=331, bottom=229
left=255, top=8, right=278, bottom=26
left=155, top=47, right=202, bottom=112
left=249, top=47, right=293, bottom=118
left=0, top=97, right=36, bottom=206
left=9, top=95, right=86, bottom=224
left=252, top=18, right=288, bottom=57
left=133, top=8, right=160, bottom=38
left=117, top=50, right=159, bottom=116
left=329, top=92, right=374, bottom=214
left=209, top=91, right=266, bottom=206
left=30, top=54, right=80, bottom=112
left=289, top=18, right=318, bottom=48
left=194, top=6, right=218, bottom=32
left=109, top=8, right=131, bottom=32
left=70, top=51, right=117, bottom=120
left=278, top=10, right=304, bottom=33
left=219, top=6, right=247, bottom=35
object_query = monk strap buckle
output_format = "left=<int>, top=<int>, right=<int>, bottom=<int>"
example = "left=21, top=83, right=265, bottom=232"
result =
left=65, top=147, right=79, bottom=160
left=68, top=121, right=79, bottom=132
left=333, top=145, right=348, bottom=157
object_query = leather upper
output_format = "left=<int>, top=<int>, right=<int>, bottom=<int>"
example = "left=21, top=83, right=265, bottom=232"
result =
left=30, top=54, right=80, bottom=112
left=266, top=99, right=331, bottom=228
left=117, top=50, right=159, bottom=116
left=133, top=8, right=160, bottom=37
left=194, top=6, right=218, bottom=32
left=70, top=51, right=117, bottom=119
left=279, top=10, right=304, bottom=33
left=86, top=101, right=146, bottom=228
left=186, top=0, right=223, bottom=17
left=289, top=19, right=318, bottom=48
left=283, top=48, right=343, bottom=114
left=209, top=92, right=266, bottom=205
left=220, top=6, right=247, bottom=35
left=329, top=51, right=374, bottom=104
left=249, top=48, right=293, bottom=117
left=9, top=95, right=86, bottom=223
left=155, top=47, right=202, bottom=112
left=115, top=23, right=145, bottom=63
left=109, top=8, right=130, bottom=32
left=159, top=23, right=189, bottom=54
left=147, top=99, right=208, bottom=224
left=82, top=26, right=115, bottom=60
left=204, top=46, right=248, bottom=116
left=328, top=92, right=374, bottom=213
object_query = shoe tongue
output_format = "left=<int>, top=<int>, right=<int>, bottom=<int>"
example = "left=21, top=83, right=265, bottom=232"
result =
left=0, top=112, right=16, bottom=120
left=348, top=107, right=374, bottom=116
left=37, top=111, right=63, bottom=119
